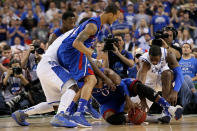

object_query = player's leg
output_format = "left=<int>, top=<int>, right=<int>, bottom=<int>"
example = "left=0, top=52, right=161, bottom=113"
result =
left=131, top=81, right=183, bottom=123
left=101, top=100, right=126, bottom=125
left=71, top=74, right=97, bottom=127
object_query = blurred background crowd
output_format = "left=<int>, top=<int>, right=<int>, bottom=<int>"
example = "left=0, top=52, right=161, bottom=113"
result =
left=0, top=0, right=197, bottom=115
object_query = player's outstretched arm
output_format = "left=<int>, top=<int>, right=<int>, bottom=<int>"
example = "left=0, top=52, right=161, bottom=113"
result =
left=136, top=60, right=150, bottom=84
left=73, top=23, right=97, bottom=57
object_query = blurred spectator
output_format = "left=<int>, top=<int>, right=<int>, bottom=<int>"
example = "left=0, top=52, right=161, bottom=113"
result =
left=137, top=33, right=151, bottom=51
left=46, top=1, right=60, bottom=23
left=179, top=43, right=197, bottom=84
left=134, top=18, right=151, bottom=39
left=95, top=41, right=107, bottom=68
left=32, top=0, right=45, bottom=13
left=77, top=4, right=96, bottom=25
left=179, top=29, right=194, bottom=47
left=133, top=3, right=151, bottom=29
left=107, top=34, right=134, bottom=78
left=0, top=15, right=7, bottom=42
left=21, top=40, right=45, bottom=104
left=59, top=1, right=67, bottom=13
left=128, top=49, right=143, bottom=79
left=2, top=59, right=31, bottom=108
left=31, top=17, right=49, bottom=43
left=192, top=47, right=197, bottom=59
left=1, top=45, right=12, bottom=68
left=22, top=9, right=38, bottom=32
left=11, top=36, right=25, bottom=53
left=151, top=4, right=170, bottom=34
left=179, top=10, right=196, bottom=40
left=123, top=33, right=133, bottom=52
left=97, top=24, right=111, bottom=41
left=124, top=3, right=135, bottom=27
left=7, top=16, right=26, bottom=46
left=111, top=12, right=131, bottom=35
left=35, top=4, right=46, bottom=20
left=170, top=7, right=180, bottom=29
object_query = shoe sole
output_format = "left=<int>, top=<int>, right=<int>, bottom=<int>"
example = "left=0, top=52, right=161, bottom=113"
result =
left=174, top=108, right=183, bottom=120
left=70, top=120, right=92, bottom=128
left=50, top=122, right=77, bottom=128
left=11, top=113, right=29, bottom=126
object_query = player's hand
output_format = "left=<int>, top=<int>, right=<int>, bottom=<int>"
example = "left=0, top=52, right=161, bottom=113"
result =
left=140, top=98, right=149, bottom=112
left=167, top=90, right=178, bottom=106
left=125, top=96, right=139, bottom=114
left=104, top=77, right=116, bottom=91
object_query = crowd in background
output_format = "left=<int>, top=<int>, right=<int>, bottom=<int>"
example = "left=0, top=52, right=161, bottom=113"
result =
left=0, top=0, right=197, bottom=115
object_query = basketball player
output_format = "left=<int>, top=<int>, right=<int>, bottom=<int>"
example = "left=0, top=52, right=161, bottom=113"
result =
left=74, top=67, right=183, bottom=125
left=12, top=3, right=120, bottom=128
left=137, top=45, right=185, bottom=120
left=47, top=11, right=76, bottom=47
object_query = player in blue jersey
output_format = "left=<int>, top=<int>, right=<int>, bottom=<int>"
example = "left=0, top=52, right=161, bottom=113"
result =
left=73, top=67, right=183, bottom=125
left=50, top=4, right=120, bottom=127
left=47, top=11, right=76, bottom=47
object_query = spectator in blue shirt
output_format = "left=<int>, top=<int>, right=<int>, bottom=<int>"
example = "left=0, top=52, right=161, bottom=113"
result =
left=111, top=12, right=132, bottom=35
left=151, top=4, right=170, bottom=35
left=107, top=34, right=134, bottom=78
left=179, top=43, right=197, bottom=84
left=7, top=16, right=26, bottom=46
left=124, top=3, right=135, bottom=27
left=0, top=16, right=7, bottom=42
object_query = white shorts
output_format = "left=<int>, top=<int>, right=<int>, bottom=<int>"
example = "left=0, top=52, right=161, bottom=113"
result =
left=36, top=56, right=77, bottom=104
left=145, top=64, right=170, bottom=92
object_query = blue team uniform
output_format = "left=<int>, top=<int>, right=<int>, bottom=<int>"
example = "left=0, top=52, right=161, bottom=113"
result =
left=53, top=28, right=63, bottom=37
left=57, top=17, right=102, bottom=81
left=90, top=78, right=135, bottom=117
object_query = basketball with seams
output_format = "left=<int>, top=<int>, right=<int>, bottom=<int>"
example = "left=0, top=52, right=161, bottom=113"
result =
left=128, top=107, right=147, bottom=125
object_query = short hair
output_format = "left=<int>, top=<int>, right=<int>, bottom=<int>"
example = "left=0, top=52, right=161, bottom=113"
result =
left=149, top=45, right=161, bottom=56
left=182, top=43, right=192, bottom=49
left=104, top=3, right=120, bottom=14
left=3, top=45, right=11, bottom=51
left=9, top=59, right=21, bottom=67
left=114, top=33, right=124, bottom=40
left=62, top=11, right=75, bottom=20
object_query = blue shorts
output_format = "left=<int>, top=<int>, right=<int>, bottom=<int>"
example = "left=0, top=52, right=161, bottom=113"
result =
left=58, top=50, right=94, bottom=81
left=100, top=96, right=125, bottom=118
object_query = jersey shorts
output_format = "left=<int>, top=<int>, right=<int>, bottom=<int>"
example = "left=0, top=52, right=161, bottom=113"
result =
left=36, top=30, right=77, bottom=104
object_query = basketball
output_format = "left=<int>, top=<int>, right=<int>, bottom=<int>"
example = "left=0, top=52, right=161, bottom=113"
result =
left=128, top=108, right=147, bottom=125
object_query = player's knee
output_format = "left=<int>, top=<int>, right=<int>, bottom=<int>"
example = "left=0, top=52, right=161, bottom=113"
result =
left=106, top=113, right=126, bottom=125
left=69, top=84, right=79, bottom=93
left=136, top=82, right=159, bottom=102
left=86, top=75, right=97, bottom=85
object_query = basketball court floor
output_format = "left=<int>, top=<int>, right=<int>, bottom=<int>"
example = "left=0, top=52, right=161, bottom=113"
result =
left=0, top=115, right=197, bottom=131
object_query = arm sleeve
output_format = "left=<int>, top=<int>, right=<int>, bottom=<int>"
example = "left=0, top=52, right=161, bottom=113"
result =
left=173, top=66, right=184, bottom=92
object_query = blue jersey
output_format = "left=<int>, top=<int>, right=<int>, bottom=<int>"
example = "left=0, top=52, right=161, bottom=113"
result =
left=179, top=57, right=197, bottom=82
left=57, top=17, right=101, bottom=81
left=53, top=28, right=63, bottom=37
left=92, top=78, right=134, bottom=115
left=151, top=15, right=170, bottom=33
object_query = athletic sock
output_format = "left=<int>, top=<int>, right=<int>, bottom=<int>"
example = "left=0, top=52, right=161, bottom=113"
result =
left=23, top=102, right=54, bottom=115
left=57, top=89, right=76, bottom=114
left=157, top=97, right=170, bottom=110
left=76, top=98, right=88, bottom=113
left=65, top=101, right=77, bottom=115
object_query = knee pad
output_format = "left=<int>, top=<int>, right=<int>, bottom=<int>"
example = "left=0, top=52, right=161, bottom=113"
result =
left=106, top=112, right=126, bottom=125
left=136, top=82, right=159, bottom=102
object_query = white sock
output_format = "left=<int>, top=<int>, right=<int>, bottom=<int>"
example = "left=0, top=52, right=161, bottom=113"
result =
left=57, top=89, right=76, bottom=114
left=23, top=102, right=54, bottom=116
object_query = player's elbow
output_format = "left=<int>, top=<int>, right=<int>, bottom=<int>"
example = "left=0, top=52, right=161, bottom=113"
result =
left=72, top=41, right=79, bottom=49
